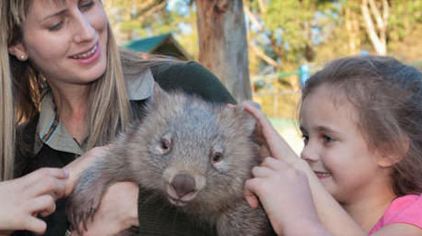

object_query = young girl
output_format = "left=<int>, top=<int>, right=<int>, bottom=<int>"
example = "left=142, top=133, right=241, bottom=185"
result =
left=244, top=56, right=422, bottom=235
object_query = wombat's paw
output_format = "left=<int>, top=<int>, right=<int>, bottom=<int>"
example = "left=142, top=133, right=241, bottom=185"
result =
left=67, top=190, right=102, bottom=234
left=115, top=226, right=139, bottom=236
left=217, top=201, right=275, bottom=236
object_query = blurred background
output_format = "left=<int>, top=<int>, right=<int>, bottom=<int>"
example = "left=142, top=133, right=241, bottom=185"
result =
left=104, top=0, right=422, bottom=153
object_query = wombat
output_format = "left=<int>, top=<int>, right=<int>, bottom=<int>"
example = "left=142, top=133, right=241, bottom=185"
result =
left=67, top=84, right=274, bottom=236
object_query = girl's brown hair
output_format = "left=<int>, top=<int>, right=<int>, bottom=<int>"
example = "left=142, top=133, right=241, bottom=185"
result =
left=302, top=56, right=422, bottom=196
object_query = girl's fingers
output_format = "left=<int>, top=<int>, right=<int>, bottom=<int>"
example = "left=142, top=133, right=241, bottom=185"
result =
left=244, top=180, right=260, bottom=208
left=242, top=101, right=273, bottom=130
left=242, top=101, right=298, bottom=162
left=242, top=101, right=280, bottom=140
left=251, top=165, right=275, bottom=178
left=260, top=157, right=291, bottom=171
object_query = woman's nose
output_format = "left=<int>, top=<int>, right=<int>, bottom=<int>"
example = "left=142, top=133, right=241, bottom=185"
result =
left=73, top=14, right=96, bottom=43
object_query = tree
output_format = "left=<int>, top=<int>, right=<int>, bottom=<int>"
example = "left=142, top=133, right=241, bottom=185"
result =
left=361, top=0, right=389, bottom=55
left=196, top=0, right=252, bottom=101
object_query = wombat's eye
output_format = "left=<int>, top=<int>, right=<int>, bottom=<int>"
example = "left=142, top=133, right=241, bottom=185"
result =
left=160, top=138, right=171, bottom=152
left=210, top=151, right=224, bottom=164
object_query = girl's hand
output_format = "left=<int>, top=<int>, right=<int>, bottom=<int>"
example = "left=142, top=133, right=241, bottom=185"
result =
left=242, top=101, right=308, bottom=201
left=241, top=101, right=298, bottom=164
left=0, top=168, right=68, bottom=234
left=245, top=157, right=321, bottom=235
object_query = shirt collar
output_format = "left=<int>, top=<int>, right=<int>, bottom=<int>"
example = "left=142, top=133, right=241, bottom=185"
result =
left=35, top=92, right=83, bottom=155
left=126, top=68, right=154, bottom=100
left=35, top=69, right=154, bottom=155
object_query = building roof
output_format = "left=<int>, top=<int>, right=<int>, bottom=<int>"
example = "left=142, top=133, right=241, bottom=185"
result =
left=124, top=33, right=191, bottom=60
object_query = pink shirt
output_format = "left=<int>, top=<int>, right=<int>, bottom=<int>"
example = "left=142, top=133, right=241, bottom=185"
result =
left=369, top=194, right=422, bottom=234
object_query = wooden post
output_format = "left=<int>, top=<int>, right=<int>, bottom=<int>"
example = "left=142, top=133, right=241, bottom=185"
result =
left=196, top=0, right=252, bottom=101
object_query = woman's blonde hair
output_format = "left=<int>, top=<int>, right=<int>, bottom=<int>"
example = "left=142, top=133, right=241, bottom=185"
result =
left=2, top=0, right=134, bottom=179
left=0, top=1, right=15, bottom=180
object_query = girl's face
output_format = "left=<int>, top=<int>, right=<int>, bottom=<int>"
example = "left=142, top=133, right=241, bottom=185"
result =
left=9, top=0, right=108, bottom=89
left=299, top=85, right=392, bottom=204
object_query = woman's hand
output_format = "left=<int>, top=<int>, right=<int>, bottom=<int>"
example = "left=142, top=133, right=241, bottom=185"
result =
left=64, top=146, right=110, bottom=196
left=64, top=147, right=139, bottom=236
left=0, top=168, right=68, bottom=234
left=70, top=182, right=139, bottom=236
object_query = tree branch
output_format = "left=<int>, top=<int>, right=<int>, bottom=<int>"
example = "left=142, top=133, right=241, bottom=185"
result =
left=361, top=0, right=387, bottom=55
left=249, top=42, right=280, bottom=68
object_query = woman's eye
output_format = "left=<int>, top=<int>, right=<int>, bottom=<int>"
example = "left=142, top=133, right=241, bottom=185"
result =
left=79, top=0, right=95, bottom=11
left=48, top=21, right=63, bottom=31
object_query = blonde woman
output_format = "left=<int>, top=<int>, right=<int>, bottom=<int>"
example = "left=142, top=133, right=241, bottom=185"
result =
left=3, top=0, right=234, bottom=235
left=0, top=2, right=68, bottom=234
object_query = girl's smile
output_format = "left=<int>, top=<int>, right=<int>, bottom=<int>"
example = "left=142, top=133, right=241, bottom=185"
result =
left=313, top=170, right=331, bottom=179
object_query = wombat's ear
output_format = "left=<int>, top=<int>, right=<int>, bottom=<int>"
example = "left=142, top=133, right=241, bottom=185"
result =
left=222, top=104, right=256, bottom=136
left=241, top=108, right=257, bottom=136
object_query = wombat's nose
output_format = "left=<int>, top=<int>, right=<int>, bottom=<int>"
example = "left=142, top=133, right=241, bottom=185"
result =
left=171, top=173, right=196, bottom=198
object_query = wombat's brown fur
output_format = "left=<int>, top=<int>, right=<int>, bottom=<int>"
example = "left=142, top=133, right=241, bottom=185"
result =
left=67, top=84, right=273, bottom=236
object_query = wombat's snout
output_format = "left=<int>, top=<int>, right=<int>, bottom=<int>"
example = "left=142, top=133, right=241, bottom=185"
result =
left=166, top=173, right=201, bottom=207
left=171, top=173, right=195, bottom=197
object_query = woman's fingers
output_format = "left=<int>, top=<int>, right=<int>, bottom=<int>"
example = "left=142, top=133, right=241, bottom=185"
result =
left=64, top=146, right=109, bottom=196
left=28, top=195, right=56, bottom=217
left=24, top=168, right=69, bottom=183
left=23, top=216, right=47, bottom=235
left=26, top=171, right=68, bottom=200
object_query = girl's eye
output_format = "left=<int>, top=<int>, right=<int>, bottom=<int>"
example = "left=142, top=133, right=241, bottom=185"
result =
left=301, top=134, right=309, bottom=145
left=322, top=134, right=334, bottom=144
left=48, top=21, right=63, bottom=31
left=79, top=0, right=95, bottom=11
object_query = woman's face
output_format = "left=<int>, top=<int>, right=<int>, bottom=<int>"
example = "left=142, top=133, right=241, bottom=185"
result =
left=9, top=0, right=108, bottom=88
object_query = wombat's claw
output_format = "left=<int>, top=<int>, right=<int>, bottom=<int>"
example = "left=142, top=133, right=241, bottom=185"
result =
left=68, top=194, right=100, bottom=234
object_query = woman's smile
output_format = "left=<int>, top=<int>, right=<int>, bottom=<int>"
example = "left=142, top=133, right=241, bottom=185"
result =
left=70, top=42, right=100, bottom=65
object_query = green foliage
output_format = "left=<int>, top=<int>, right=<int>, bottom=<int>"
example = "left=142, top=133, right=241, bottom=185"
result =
left=248, top=0, right=341, bottom=67
left=105, top=0, right=196, bottom=47
left=106, top=0, right=422, bottom=119
left=389, top=0, right=422, bottom=42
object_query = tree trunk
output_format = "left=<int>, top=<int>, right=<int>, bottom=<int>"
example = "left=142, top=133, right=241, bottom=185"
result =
left=196, top=0, right=252, bottom=101
left=361, top=0, right=389, bottom=55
